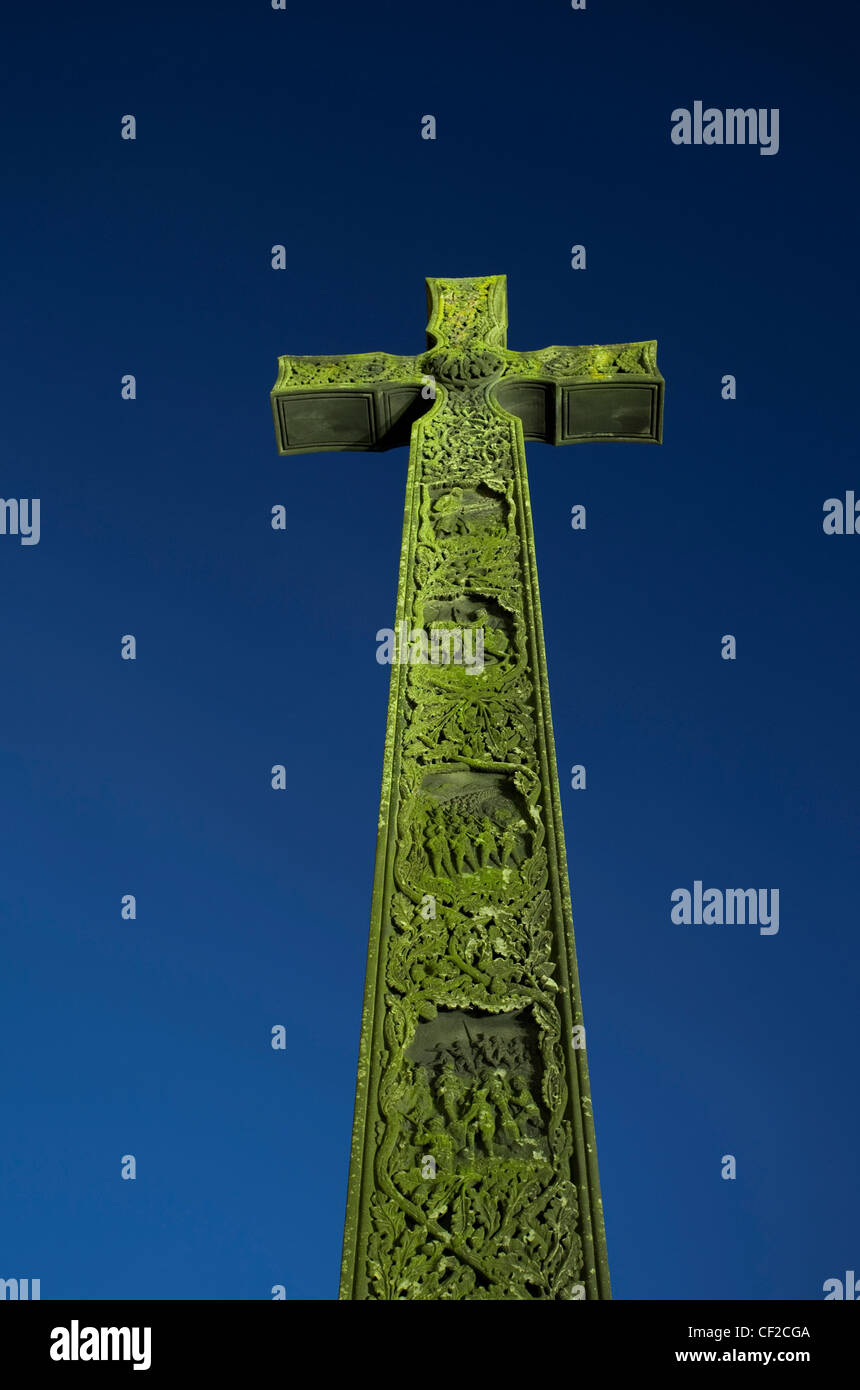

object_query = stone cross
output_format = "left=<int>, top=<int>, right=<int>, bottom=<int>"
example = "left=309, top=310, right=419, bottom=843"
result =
left=271, top=275, right=663, bottom=1300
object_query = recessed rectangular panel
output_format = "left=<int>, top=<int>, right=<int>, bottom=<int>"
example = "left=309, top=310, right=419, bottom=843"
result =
left=383, top=388, right=427, bottom=447
left=493, top=381, right=552, bottom=440
left=277, top=391, right=375, bottom=451
left=563, top=384, right=658, bottom=441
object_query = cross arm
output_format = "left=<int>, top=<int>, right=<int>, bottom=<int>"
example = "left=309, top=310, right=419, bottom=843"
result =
left=271, top=351, right=430, bottom=455
left=494, top=339, right=664, bottom=445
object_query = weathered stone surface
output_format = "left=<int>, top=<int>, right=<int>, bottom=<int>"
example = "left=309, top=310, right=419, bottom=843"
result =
left=271, top=275, right=663, bottom=1300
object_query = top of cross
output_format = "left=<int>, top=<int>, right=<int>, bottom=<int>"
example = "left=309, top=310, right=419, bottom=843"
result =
left=271, top=275, right=663, bottom=454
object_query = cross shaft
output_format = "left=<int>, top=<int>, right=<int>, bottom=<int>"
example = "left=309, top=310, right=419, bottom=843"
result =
left=271, top=275, right=663, bottom=1300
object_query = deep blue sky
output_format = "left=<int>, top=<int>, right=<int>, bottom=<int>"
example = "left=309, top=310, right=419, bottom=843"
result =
left=1, top=0, right=857, bottom=1300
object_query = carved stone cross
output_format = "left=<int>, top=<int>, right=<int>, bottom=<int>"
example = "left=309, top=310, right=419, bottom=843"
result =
left=271, top=275, right=663, bottom=1300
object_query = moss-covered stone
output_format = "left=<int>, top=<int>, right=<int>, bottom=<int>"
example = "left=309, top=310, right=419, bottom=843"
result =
left=271, top=276, right=664, bottom=1300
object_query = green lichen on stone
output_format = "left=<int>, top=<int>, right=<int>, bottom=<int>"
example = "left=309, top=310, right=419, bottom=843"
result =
left=271, top=276, right=663, bottom=1299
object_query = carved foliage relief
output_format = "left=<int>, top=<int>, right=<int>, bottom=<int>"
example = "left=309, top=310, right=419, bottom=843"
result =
left=360, top=278, right=591, bottom=1300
